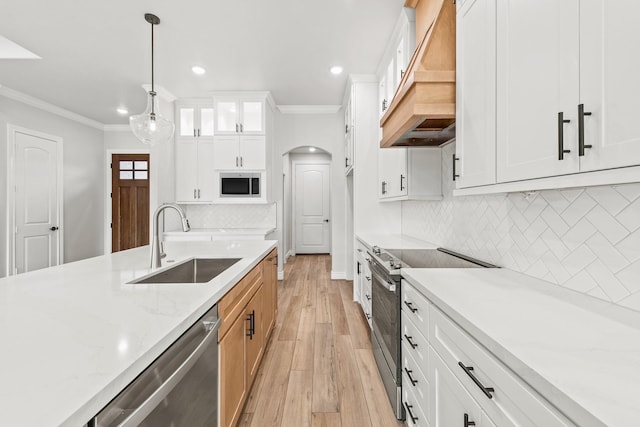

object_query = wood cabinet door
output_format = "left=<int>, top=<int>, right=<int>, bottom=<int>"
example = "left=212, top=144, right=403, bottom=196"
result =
left=262, top=250, right=277, bottom=341
left=219, top=313, right=247, bottom=427
left=579, top=0, right=640, bottom=172
left=245, top=285, right=264, bottom=388
left=496, top=0, right=580, bottom=182
left=175, top=139, right=198, bottom=202
left=456, top=0, right=497, bottom=188
left=213, top=136, right=241, bottom=170
left=239, top=136, right=266, bottom=170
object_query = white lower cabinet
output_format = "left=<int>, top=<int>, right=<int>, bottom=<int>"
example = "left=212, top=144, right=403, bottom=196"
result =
left=401, top=279, right=575, bottom=427
left=356, top=248, right=372, bottom=328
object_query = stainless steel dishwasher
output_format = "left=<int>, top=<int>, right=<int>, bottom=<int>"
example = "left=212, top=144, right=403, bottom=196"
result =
left=87, top=305, right=220, bottom=427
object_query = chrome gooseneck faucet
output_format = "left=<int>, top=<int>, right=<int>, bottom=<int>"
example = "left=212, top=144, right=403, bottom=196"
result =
left=150, top=203, right=190, bottom=268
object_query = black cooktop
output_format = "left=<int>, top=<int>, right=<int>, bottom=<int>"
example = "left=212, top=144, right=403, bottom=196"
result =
left=386, top=248, right=496, bottom=269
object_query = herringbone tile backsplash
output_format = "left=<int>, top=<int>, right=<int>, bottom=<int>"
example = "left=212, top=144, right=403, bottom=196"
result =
left=402, top=142, right=640, bottom=312
left=182, top=203, right=277, bottom=229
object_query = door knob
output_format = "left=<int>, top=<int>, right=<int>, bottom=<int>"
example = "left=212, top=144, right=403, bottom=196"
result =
left=323, top=219, right=330, bottom=223
left=50, top=226, right=59, bottom=231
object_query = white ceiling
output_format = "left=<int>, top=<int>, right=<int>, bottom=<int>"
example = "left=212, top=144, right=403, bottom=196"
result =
left=0, top=0, right=405, bottom=125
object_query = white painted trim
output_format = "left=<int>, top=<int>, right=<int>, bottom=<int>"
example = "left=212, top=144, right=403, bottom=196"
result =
left=210, top=91, right=277, bottom=110
left=0, top=86, right=104, bottom=130
left=331, top=271, right=346, bottom=280
left=277, top=270, right=284, bottom=281
left=277, top=105, right=341, bottom=114
left=6, top=125, right=64, bottom=275
left=104, top=149, right=151, bottom=254
left=292, top=160, right=332, bottom=254
left=285, top=249, right=293, bottom=262
left=454, top=166, right=640, bottom=196
left=103, top=124, right=131, bottom=132
left=141, top=84, right=177, bottom=103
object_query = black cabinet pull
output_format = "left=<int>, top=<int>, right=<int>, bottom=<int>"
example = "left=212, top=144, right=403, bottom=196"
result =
left=382, top=99, right=388, bottom=112
left=578, top=104, right=592, bottom=156
left=458, top=362, right=494, bottom=399
left=50, top=226, right=59, bottom=231
left=404, top=367, right=418, bottom=386
left=246, top=314, right=253, bottom=339
left=404, top=402, right=418, bottom=424
left=404, top=300, right=418, bottom=313
left=357, top=261, right=361, bottom=275
left=404, top=334, right=418, bottom=349
left=345, top=157, right=349, bottom=168
left=557, top=112, right=571, bottom=160
left=366, top=313, right=371, bottom=320
left=400, top=174, right=406, bottom=191
left=464, top=413, right=476, bottom=427
left=246, top=310, right=256, bottom=340
left=453, top=154, right=460, bottom=181
left=365, top=294, right=371, bottom=301
left=381, top=181, right=387, bottom=195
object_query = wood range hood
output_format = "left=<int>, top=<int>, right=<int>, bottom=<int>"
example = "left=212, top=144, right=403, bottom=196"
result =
left=380, top=0, right=456, bottom=148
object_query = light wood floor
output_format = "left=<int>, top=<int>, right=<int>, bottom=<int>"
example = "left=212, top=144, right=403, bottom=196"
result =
left=238, top=254, right=405, bottom=427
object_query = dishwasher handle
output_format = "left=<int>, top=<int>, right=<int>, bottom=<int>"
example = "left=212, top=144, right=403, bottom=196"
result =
left=118, top=317, right=221, bottom=427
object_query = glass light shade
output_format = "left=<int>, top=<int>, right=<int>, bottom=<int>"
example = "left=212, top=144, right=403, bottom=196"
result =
left=129, top=92, right=175, bottom=145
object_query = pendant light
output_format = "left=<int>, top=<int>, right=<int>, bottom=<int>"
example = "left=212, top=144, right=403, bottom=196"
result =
left=129, top=13, right=174, bottom=145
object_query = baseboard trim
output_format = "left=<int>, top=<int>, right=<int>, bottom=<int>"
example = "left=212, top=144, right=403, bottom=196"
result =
left=330, top=271, right=346, bottom=280
left=278, top=270, right=284, bottom=281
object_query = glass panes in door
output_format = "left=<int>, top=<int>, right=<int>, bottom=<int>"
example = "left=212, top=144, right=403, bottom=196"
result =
left=179, top=108, right=195, bottom=137
left=242, top=102, right=263, bottom=132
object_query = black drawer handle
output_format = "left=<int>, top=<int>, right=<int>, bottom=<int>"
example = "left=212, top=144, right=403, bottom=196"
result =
left=404, top=300, right=418, bottom=313
left=464, top=413, right=476, bottom=427
left=404, top=402, right=418, bottom=424
left=404, top=334, right=418, bottom=349
left=404, top=367, right=418, bottom=386
left=458, top=362, right=494, bottom=399
left=578, top=103, right=592, bottom=156
left=365, top=294, right=371, bottom=301
left=557, top=112, right=571, bottom=160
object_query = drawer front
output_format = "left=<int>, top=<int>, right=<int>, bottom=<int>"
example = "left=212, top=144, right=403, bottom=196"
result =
left=403, top=373, right=430, bottom=427
left=402, top=279, right=430, bottom=339
left=402, top=341, right=430, bottom=420
left=402, top=310, right=429, bottom=368
left=361, top=297, right=372, bottom=326
left=430, top=307, right=574, bottom=427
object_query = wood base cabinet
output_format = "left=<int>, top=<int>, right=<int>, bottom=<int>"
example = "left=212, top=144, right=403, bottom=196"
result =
left=219, top=250, right=278, bottom=427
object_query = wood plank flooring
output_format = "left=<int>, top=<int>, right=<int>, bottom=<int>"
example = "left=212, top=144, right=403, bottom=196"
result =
left=239, top=254, right=404, bottom=427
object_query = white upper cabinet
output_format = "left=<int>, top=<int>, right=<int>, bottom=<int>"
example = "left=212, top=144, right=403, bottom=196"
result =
left=496, top=0, right=580, bottom=182
left=214, top=96, right=265, bottom=135
left=213, top=136, right=266, bottom=170
left=175, top=139, right=215, bottom=203
left=578, top=0, right=640, bottom=172
left=379, top=147, right=442, bottom=202
left=176, top=99, right=215, bottom=139
left=344, top=92, right=354, bottom=174
left=455, top=0, right=497, bottom=188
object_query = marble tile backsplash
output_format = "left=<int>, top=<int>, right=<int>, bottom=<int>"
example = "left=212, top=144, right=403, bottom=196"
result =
left=402, top=142, right=640, bottom=312
left=182, top=203, right=277, bottom=229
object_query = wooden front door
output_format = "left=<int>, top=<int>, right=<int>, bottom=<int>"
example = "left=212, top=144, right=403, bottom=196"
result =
left=111, top=154, right=150, bottom=252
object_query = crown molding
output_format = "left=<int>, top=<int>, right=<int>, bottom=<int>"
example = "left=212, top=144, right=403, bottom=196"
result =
left=103, top=124, right=131, bottom=132
left=141, top=84, right=177, bottom=102
left=0, top=85, right=104, bottom=130
left=211, top=91, right=277, bottom=110
left=277, top=105, right=341, bottom=114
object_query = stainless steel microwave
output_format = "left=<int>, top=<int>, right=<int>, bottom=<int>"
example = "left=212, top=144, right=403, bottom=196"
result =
left=220, top=173, right=261, bottom=198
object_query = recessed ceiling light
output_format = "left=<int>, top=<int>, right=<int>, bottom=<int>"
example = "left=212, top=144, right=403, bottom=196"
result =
left=330, top=66, right=343, bottom=75
left=192, top=66, right=206, bottom=75
left=116, top=107, right=129, bottom=115
left=309, top=147, right=317, bottom=152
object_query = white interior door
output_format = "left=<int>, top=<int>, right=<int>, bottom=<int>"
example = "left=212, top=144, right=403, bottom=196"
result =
left=12, top=129, right=61, bottom=274
left=295, top=163, right=331, bottom=254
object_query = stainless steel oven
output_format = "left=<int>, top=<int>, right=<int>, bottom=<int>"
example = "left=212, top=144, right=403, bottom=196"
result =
left=87, top=305, right=220, bottom=427
left=368, top=251, right=404, bottom=420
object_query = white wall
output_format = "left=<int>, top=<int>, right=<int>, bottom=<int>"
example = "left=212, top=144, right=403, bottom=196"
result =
left=272, top=112, right=345, bottom=278
left=0, top=96, right=104, bottom=277
left=403, top=141, right=640, bottom=312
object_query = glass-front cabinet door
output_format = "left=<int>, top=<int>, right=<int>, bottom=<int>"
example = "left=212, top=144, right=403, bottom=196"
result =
left=241, top=101, right=264, bottom=134
left=199, top=107, right=214, bottom=137
left=214, top=100, right=239, bottom=134
left=176, top=102, right=214, bottom=138
left=178, top=106, right=196, bottom=137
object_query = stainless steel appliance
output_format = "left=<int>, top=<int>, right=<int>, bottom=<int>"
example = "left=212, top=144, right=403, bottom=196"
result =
left=87, top=305, right=220, bottom=427
left=367, top=246, right=497, bottom=420
left=220, top=172, right=261, bottom=198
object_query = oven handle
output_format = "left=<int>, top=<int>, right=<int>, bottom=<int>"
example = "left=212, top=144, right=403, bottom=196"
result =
left=117, top=317, right=221, bottom=427
left=369, top=262, right=397, bottom=292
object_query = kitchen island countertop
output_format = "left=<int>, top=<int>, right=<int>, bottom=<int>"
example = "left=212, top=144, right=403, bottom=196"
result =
left=0, top=239, right=276, bottom=427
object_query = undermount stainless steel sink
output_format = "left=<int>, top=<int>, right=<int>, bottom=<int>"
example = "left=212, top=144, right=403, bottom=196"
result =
left=131, top=258, right=241, bottom=284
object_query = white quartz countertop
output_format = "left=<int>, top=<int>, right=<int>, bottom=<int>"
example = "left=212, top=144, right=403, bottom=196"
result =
left=0, top=239, right=276, bottom=427
left=402, top=268, right=640, bottom=426
left=164, top=227, right=275, bottom=236
left=356, top=233, right=437, bottom=250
